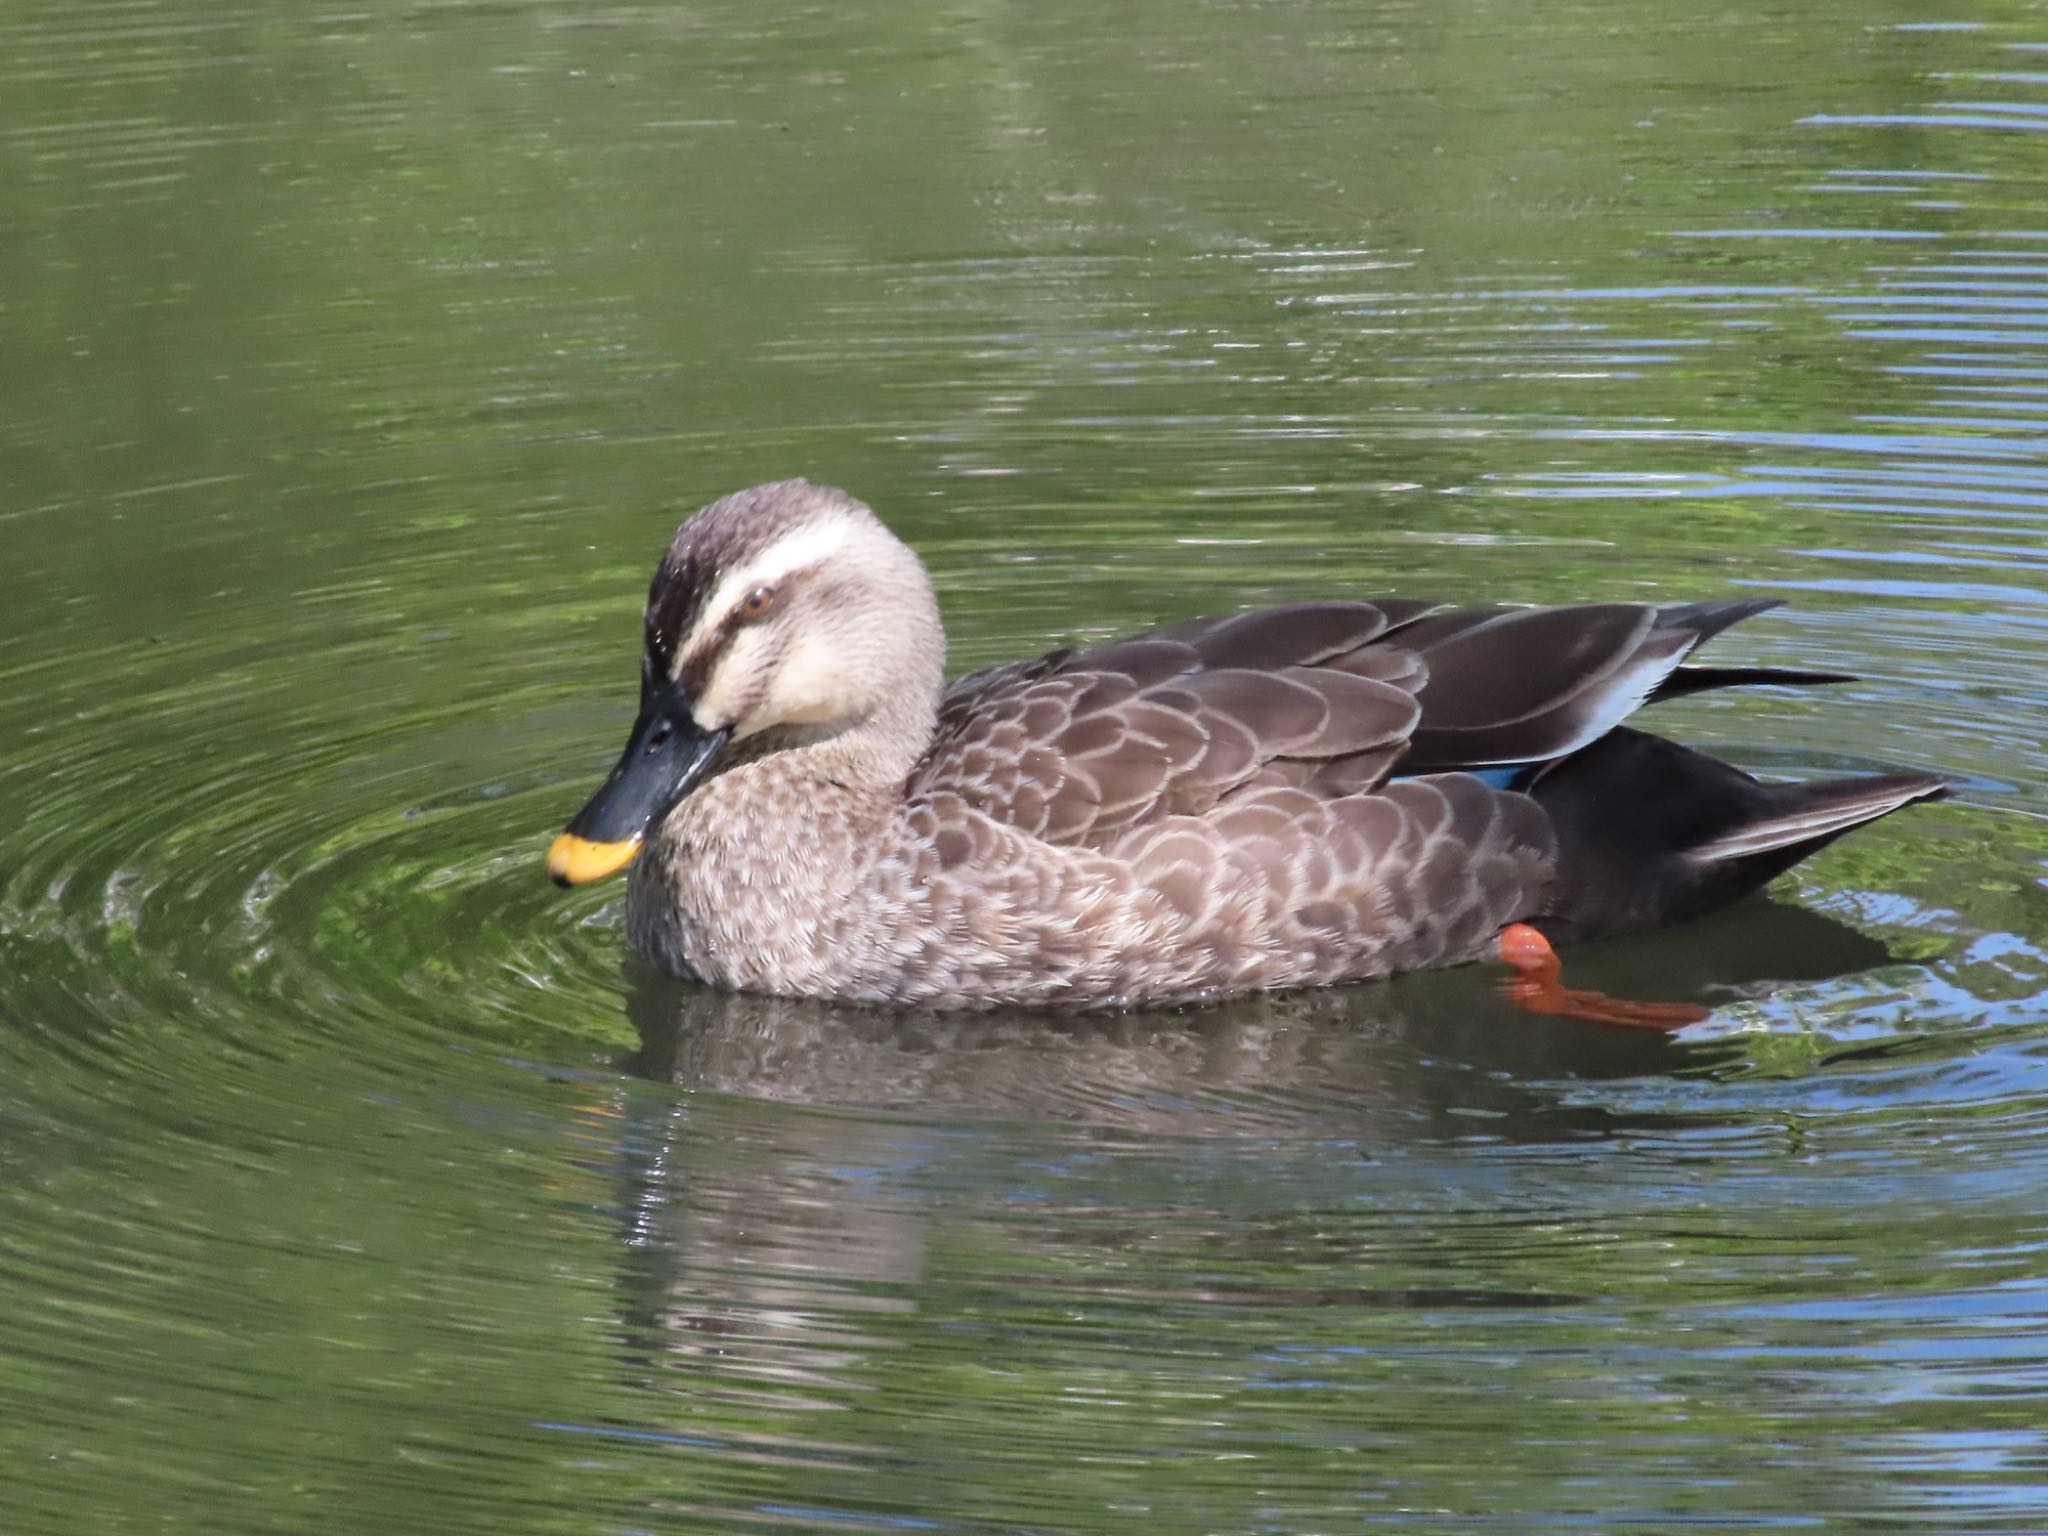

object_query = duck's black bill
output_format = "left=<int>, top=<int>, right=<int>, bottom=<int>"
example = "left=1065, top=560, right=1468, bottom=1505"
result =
left=547, top=688, right=731, bottom=886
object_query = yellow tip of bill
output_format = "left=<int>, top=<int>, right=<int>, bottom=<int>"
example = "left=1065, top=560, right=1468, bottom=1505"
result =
left=547, top=832, right=643, bottom=887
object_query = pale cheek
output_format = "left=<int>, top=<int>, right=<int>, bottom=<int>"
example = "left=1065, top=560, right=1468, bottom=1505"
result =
left=761, top=636, right=854, bottom=726
left=691, top=681, right=736, bottom=732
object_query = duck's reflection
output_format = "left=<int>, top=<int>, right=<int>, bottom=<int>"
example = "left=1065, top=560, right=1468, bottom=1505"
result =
left=618, top=900, right=1891, bottom=1137
left=595, top=901, right=1892, bottom=1438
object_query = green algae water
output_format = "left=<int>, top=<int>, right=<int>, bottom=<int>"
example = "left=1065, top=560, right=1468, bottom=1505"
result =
left=6, top=1, right=2048, bottom=1529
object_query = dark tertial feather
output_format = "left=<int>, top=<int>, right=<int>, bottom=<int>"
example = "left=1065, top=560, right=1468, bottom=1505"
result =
left=1149, top=600, right=1435, bottom=667
left=1396, top=604, right=1657, bottom=705
left=1638, top=601, right=1855, bottom=697
left=1395, top=605, right=1692, bottom=771
left=1650, top=664, right=1857, bottom=701
left=1654, top=597, right=1784, bottom=641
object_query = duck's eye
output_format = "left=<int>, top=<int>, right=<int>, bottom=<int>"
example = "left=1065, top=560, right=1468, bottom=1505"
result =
left=739, top=585, right=777, bottom=620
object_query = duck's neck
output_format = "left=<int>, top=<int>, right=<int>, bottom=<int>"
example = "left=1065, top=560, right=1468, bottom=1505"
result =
left=625, top=705, right=933, bottom=992
left=752, top=689, right=937, bottom=792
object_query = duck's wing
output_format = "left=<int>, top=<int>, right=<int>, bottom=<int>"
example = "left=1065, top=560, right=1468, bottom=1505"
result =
left=1383, top=596, right=1849, bottom=771
left=913, top=601, right=1427, bottom=847
left=912, top=597, right=1826, bottom=850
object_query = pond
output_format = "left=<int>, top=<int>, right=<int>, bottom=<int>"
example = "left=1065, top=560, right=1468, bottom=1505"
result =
left=4, top=0, right=2048, bottom=1529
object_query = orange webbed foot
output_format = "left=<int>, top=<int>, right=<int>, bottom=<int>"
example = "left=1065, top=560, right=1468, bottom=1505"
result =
left=1496, top=923, right=1710, bottom=1032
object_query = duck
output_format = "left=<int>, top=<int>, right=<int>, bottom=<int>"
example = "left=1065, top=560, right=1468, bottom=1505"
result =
left=546, top=478, right=1945, bottom=1010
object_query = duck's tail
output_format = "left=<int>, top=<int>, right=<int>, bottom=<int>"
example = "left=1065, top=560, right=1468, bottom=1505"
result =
left=1525, top=727, right=1948, bottom=942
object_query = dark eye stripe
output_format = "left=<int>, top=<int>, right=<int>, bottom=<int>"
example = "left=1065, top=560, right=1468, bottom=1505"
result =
left=671, top=583, right=785, bottom=693
left=653, top=564, right=811, bottom=697
left=675, top=636, right=724, bottom=697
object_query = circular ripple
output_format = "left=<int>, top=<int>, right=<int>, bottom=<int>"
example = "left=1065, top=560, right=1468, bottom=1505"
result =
left=0, top=585, right=643, bottom=1100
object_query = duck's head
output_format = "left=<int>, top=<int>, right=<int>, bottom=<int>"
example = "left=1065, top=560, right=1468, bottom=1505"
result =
left=547, top=479, right=945, bottom=886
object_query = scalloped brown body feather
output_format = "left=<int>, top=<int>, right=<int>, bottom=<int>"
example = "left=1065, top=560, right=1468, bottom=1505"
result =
left=605, top=481, right=1945, bottom=1009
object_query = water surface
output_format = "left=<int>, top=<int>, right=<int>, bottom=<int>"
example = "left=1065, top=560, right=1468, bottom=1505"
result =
left=5, top=0, right=2048, bottom=1530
